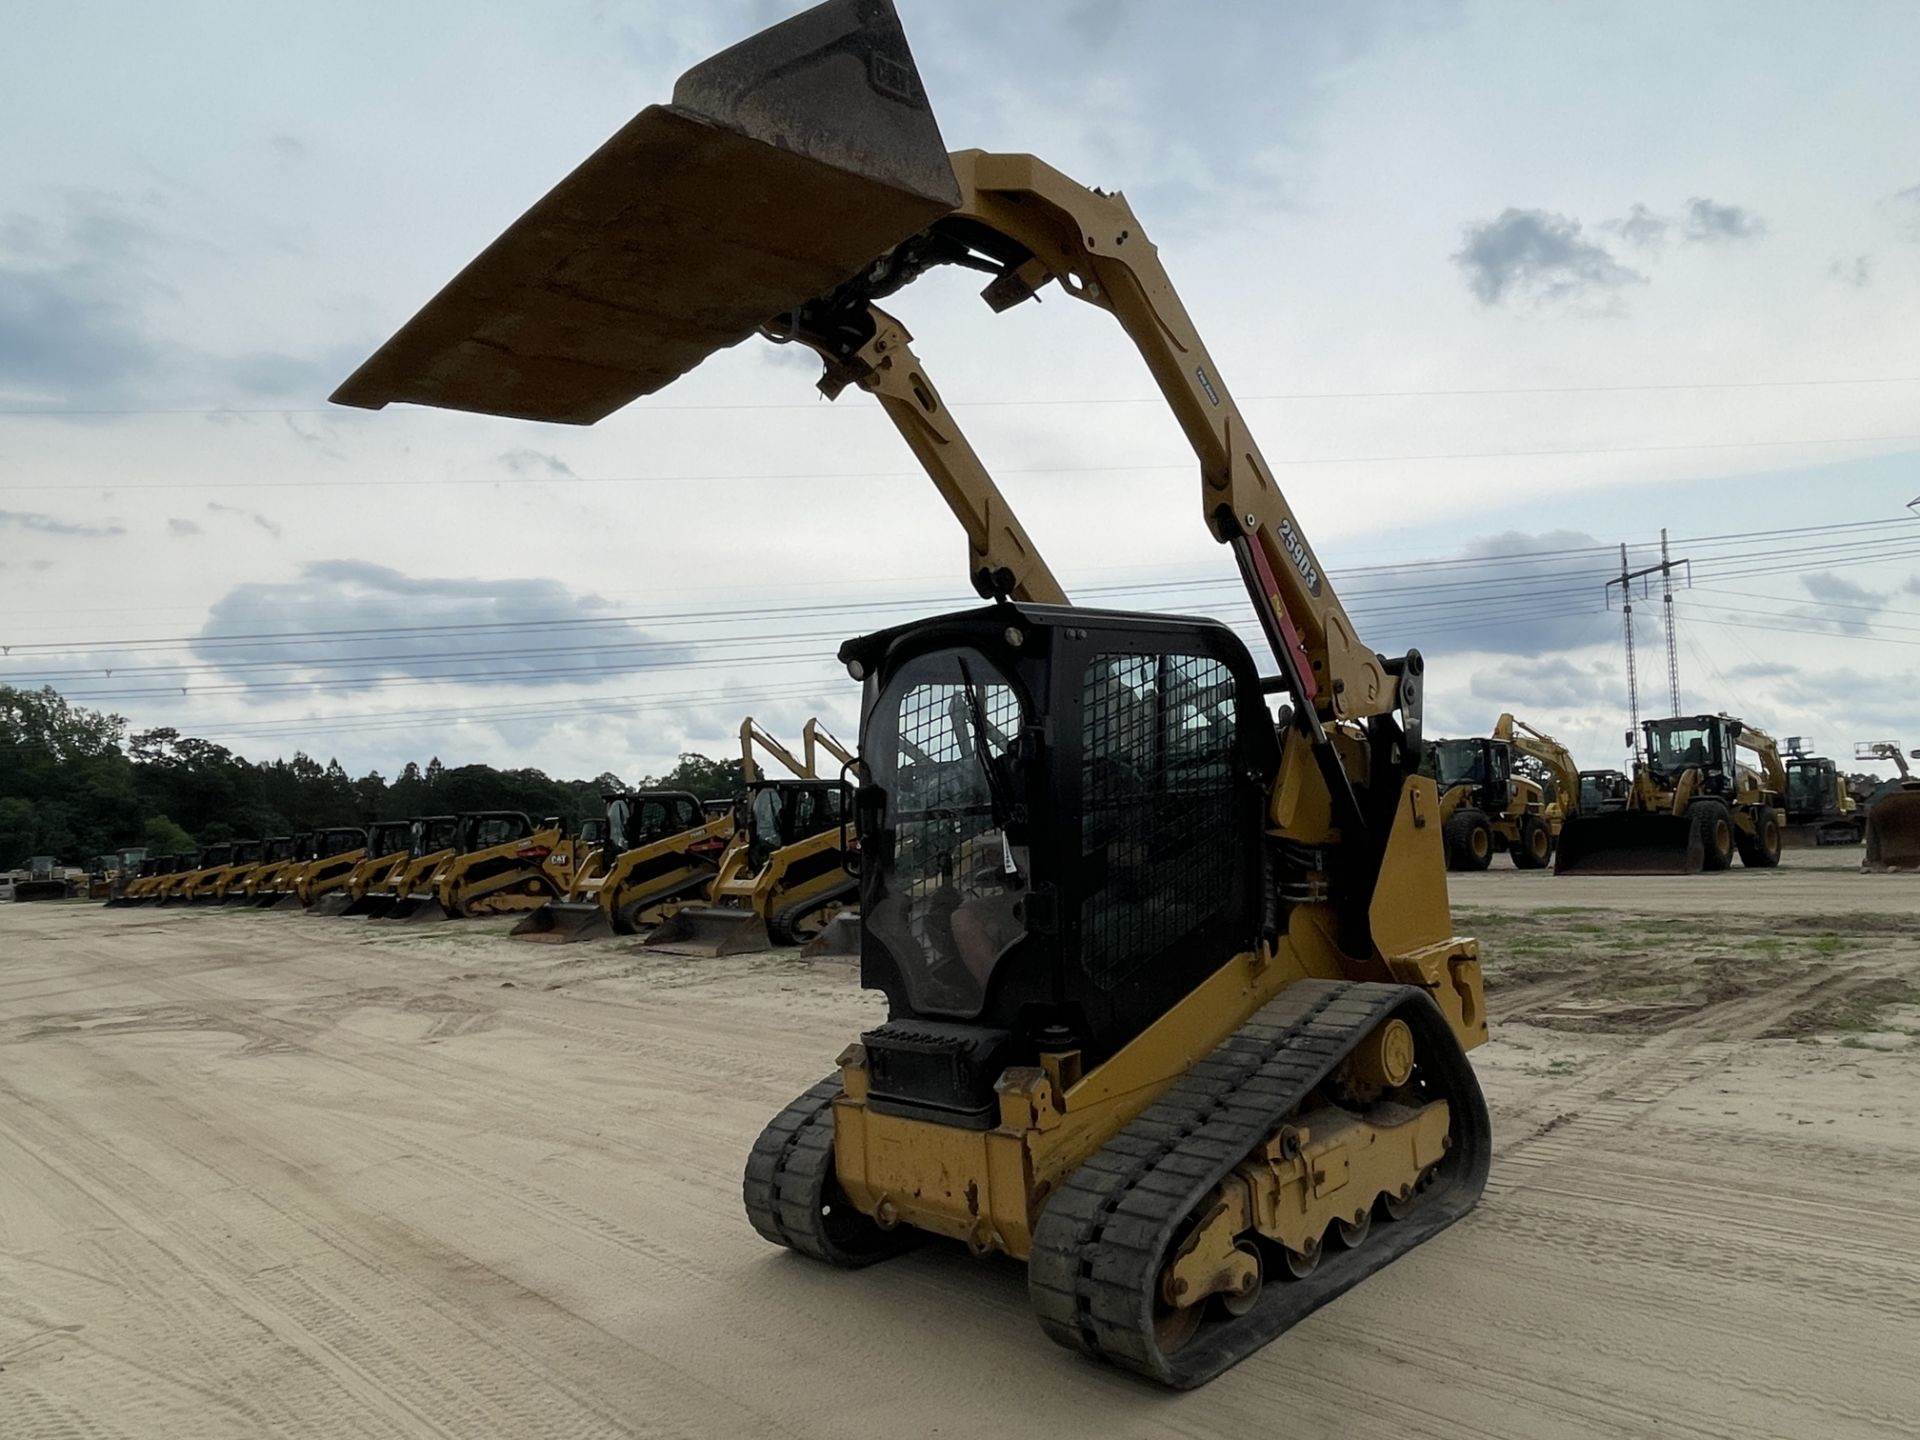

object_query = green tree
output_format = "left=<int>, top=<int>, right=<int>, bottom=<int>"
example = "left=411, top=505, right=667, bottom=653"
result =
left=142, top=814, right=196, bottom=855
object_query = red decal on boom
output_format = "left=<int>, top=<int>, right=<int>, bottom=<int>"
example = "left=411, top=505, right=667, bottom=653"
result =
left=1247, top=538, right=1320, bottom=702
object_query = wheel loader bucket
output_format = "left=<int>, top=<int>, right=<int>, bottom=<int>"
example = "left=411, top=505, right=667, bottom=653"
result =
left=643, top=905, right=769, bottom=957
left=1554, top=812, right=1704, bottom=876
left=799, top=910, right=862, bottom=958
left=510, top=901, right=614, bottom=945
left=1863, top=791, right=1920, bottom=871
left=331, top=0, right=961, bottom=426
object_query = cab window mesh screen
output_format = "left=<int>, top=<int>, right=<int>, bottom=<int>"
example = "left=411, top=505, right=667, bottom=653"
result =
left=891, top=677, right=1022, bottom=903
left=1081, top=652, right=1237, bottom=990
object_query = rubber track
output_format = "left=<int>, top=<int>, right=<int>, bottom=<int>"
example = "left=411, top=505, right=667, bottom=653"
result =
left=1026, top=978, right=1492, bottom=1388
left=765, top=880, right=858, bottom=948
left=742, top=1077, right=916, bottom=1268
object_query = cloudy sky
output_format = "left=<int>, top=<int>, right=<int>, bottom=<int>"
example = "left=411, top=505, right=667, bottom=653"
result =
left=3, top=0, right=1918, bottom=786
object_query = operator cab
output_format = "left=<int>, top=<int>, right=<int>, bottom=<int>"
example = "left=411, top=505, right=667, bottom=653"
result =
left=604, top=791, right=704, bottom=854
left=1427, top=737, right=1512, bottom=808
left=846, top=603, right=1274, bottom=1126
left=1644, top=716, right=1736, bottom=794
left=1785, top=756, right=1837, bottom=816
left=409, top=816, right=461, bottom=856
left=741, top=779, right=847, bottom=871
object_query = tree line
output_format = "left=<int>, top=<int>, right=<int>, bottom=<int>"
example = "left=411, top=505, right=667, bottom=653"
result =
left=0, top=685, right=743, bottom=867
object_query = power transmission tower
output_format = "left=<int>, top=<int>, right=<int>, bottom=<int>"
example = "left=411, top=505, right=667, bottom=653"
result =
left=1606, top=539, right=1692, bottom=765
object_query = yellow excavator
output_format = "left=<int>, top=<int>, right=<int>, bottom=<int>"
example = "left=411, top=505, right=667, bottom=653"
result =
left=1857, top=741, right=1920, bottom=871
left=1557, top=713, right=1786, bottom=875
left=1427, top=714, right=1578, bottom=870
left=644, top=718, right=858, bottom=956
left=512, top=790, right=723, bottom=944
left=307, top=820, right=414, bottom=916
left=1779, top=740, right=1864, bottom=848
left=335, top=0, right=1490, bottom=1386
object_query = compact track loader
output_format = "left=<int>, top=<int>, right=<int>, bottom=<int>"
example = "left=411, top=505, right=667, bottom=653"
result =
left=1557, top=714, right=1786, bottom=875
left=1427, top=713, right=1577, bottom=871
left=336, top=0, right=1490, bottom=1386
left=274, top=827, right=369, bottom=910
left=510, top=793, right=718, bottom=944
left=423, top=812, right=581, bottom=920
left=1779, top=742, right=1864, bottom=847
left=241, top=834, right=304, bottom=905
left=110, top=853, right=183, bottom=906
left=646, top=719, right=858, bottom=956
left=308, top=821, right=413, bottom=915
left=344, top=816, right=459, bottom=918
left=101, top=850, right=153, bottom=904
left=155, top=846, right=224, bottom=906
left=185, top=840, right=261, bottom=903
left=1857, top=741, right=1920, bottom=871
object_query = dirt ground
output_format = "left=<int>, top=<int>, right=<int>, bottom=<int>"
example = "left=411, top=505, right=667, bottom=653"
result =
left=3, top=850, right=1917, bottom=1438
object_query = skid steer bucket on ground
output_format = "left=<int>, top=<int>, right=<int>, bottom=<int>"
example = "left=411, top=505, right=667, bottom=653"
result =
left=1863, top=792, right=1920, bottom=871
left=798, top=909, right=861, bottom=958
left=306, top=891, right=358, bottom=917
left=372, top=893, right=449, bottom=924
left=1554, top=812, right=1704, bottom=875
left=509, top=900, right=614, bottom=945
left=644, top=904, right=767, bottom=958
left=331, top=0, right=961, bottom=425
left=268, top=891, right=307, bottom=912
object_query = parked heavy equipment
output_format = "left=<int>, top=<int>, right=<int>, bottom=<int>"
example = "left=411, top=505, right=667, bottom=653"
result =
left=241, top=834, right=301, bottom=903
left=184, top=840, right=262, bottom=903
left=1557, top=713, right=1786, bottom=875
left=1780, top=740, right=1864, bottom=848
left=429, top=813, right=583, bottom=919
left=13, top=856, right=72, bottom=902
left=277, top=827, right=370, bottom=910
left=336, top=0, right=1490, bottom=1386
left=153, top=846, right=222, bottom=905
left=1427, top=713, right=1577, bottom=871
left=1578, top=768, right=1630, bottom=816
left=344, top=816, right=459, bottom=918
left=646, top=719, right=858, bottom=956
left=109, top=853, right=181, bottom=906
left=1857, top=741, right=1920, bottom=871
left=510, top=792, right=718, bottom=944
left=311, top=821, right=415, bottom=916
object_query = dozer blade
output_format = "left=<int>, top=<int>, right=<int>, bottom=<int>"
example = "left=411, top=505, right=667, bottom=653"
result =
left=799, top=910, right=861, bottom=958
left=1554, top=812, right=1703, bottom=876
left=1863, top=791, right=1920, bottom=871
left=510, top=900, right=614, bottom=945
left=644, top=905, right=769, bottom=957
left=330, top=0, right=960, bottom=425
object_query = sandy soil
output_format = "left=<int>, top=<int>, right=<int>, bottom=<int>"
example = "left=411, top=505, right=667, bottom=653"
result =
left=3, top=854, right=1918, bottom=1438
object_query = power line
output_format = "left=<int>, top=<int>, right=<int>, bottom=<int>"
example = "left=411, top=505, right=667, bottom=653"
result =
left=3, top=372, right=1917, bottom=418
left=7, top=430, right=1920, bottom=492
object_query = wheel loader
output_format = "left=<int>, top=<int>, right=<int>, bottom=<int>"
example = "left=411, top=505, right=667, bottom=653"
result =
left=510, top=791, right=720, bottom=944
left=344, top=816, right=459, bottom=919
left=1556, top=713, right=1786, bottom=875
left=334, top=0, right=1490, bottom=1386
left=1426, top=713, right=1577, bottom=871
left=310, top=820, right=414, bottom=916
left=1780, top=741, right=1864, bottom=848
left=1856, top=741, right=1920, bottom=871
left=645, top=719, right=859, bottom=956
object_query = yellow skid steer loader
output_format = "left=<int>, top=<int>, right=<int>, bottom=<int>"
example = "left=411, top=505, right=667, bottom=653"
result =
left=353, top=816, right=460, bottom=919
left=426, top=813, right=581, bottom=920
left=310, top=820, right=414, bottom=916
left=510, top=793, right=719, bottom=944
left=646, top=719, right=857, bottom=956
left=271, top=828, right=368, bottom=911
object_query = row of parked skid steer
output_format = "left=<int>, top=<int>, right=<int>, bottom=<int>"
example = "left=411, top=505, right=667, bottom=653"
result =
left=97, top=717, right=865, bottom=957
left=1425, top=712, right=1920, bottom=876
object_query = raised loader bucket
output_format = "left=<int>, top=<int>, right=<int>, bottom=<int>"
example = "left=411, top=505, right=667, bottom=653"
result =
left=1554, top=812, right=1704, bottom=876
left=330, top=0, right=961, bottom=425
left=1863, top=790, right=1920, bottom=871
left=644, top=904, right=769, bottom=958
left=510, top=900, right=614, bottom=945
left=799, top=910, right=862, bottom=958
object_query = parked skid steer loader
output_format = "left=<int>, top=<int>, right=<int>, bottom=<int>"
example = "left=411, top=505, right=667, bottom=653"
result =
left=1857, top=741, right=1920, bottom=871
left=186, top=840, right=262, bottom=903
left=510, top=793, right=718, bottom=944
left=285, top=828, right=372, bottom=909
left=425, top=813, right=580, bottom=920
left=1427, top=713, right=1577, bottom=871
left=335, top=0, right=1492, bottom=1386
left=646, top=719, right=858, bottom=956
left=1557, top=714, right=1787, bottom=875
left=345, top=817, right=459, bottom=918
left=111, top=853, right=183, bottom=906
left=308, top=821, right=412, bottom=916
